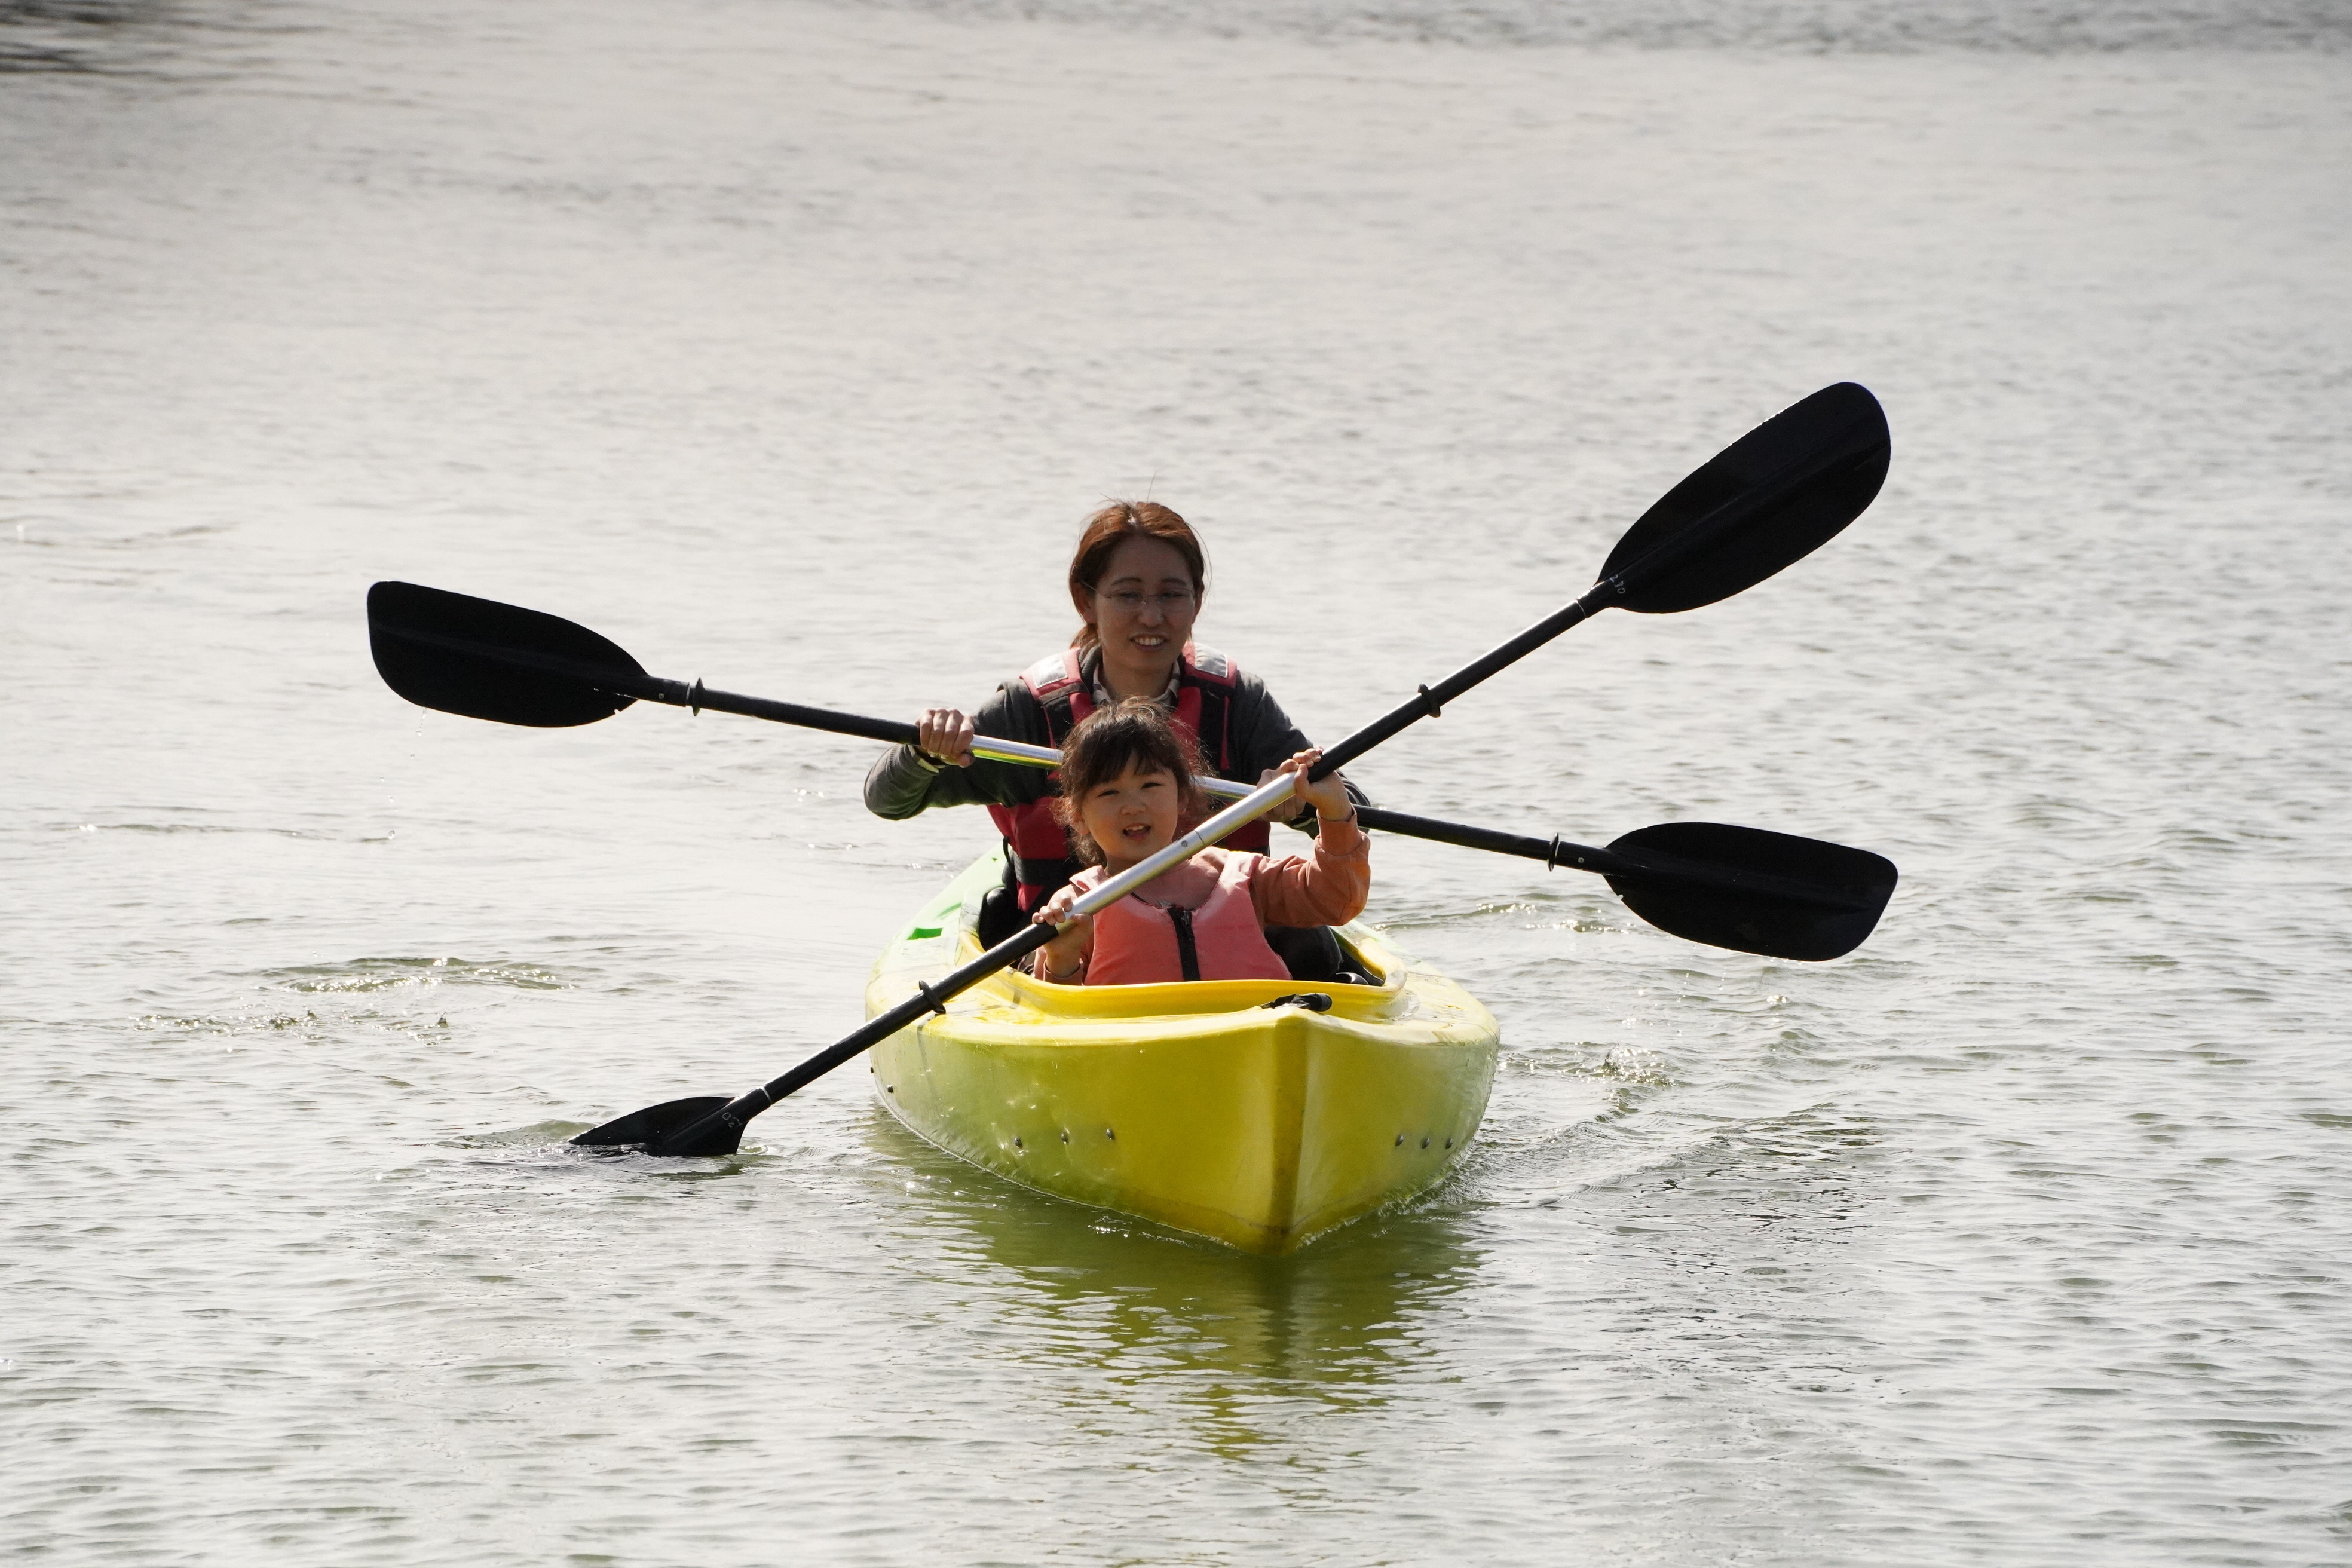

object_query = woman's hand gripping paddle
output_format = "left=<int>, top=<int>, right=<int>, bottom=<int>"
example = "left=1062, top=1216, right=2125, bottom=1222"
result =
left=526, top=382, right=1894, bottom=1156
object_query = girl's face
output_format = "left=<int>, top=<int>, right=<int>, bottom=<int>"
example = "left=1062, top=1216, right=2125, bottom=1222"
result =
left=1077, top=759, right=1181, bottom=871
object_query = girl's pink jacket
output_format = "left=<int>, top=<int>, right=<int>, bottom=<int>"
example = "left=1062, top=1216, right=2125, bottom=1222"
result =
left=1065, top=817, right=1370, bottom=985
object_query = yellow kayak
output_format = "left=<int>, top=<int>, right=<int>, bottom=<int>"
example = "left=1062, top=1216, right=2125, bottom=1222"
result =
left=863, top=850, right=1500, bottom=1255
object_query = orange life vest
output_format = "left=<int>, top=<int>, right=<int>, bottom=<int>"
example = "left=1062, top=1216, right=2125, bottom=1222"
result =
left=1068, top=849, right=1288, bottom=985
left=987, top=642, right=1266, bottom=909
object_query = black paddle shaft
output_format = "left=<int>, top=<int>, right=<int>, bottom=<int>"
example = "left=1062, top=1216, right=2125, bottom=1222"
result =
left=1309, top=382, right=1888, bottom=782
left=382, top=627, right=920, bottom=747
left=1311, top=590, right=1609, bottom=780
left=1356, top=807, right=1657, bottom=882
left=1356, top=807, right=1884, bottom=908
left=660, top=923, right=1058, bottom=1151
left=676, top=682, right=915, bottom=747
left=1355, top=807, right=1895, bottom=961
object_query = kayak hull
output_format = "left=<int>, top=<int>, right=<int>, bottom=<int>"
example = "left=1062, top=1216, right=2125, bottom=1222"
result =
left=864, top=852, right=1499, bottom=1255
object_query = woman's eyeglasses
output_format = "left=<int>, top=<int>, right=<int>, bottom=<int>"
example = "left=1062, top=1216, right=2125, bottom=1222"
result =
left=1097, top=589, right=1196, bottom=612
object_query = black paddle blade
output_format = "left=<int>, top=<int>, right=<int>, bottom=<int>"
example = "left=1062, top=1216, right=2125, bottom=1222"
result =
left=571, top=1095, right=739, bottom=1153
left=1603, top=822, right=1897, bottom=961
left=1602, top=382, right=1889, bottom=614
left=368, top=581, right=643, bottom=728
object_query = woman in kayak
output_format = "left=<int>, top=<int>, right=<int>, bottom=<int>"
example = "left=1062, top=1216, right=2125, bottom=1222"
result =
left=862, top=500, right=1360, bottom=940
left=1023, top=700, right=1365, bottom=985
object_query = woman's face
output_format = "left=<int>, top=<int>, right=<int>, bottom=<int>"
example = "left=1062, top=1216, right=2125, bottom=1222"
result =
left=1077, top=760, right=1182, bottom=870
left=1079, top=535, right=1200, bottom=669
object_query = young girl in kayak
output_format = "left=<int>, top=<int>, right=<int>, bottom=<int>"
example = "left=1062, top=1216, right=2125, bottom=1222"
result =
left=1026, top=699, right=1368, bottom=985
left=864, top=500, right=1365, bottom=936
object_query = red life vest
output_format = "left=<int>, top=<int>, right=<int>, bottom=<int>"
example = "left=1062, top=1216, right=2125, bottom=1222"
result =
left=1068, top=849, right=1289, bottom=985
left=987, top=642, right=1266, bottom=909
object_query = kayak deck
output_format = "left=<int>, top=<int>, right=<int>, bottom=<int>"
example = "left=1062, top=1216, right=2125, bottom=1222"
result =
left=863, top=852, right=1499, bottom=1254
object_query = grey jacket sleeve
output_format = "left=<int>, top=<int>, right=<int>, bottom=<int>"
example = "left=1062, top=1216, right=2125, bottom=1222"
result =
left=860, top=682, right=1056, bottom=819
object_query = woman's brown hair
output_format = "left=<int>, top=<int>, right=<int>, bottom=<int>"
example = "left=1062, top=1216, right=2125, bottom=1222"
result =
left=1067, top=501, right=1208, bottom=652
left=1052, top=698, right=1211, bottom=866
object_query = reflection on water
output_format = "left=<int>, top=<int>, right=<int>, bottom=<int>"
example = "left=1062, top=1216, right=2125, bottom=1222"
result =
left=863, top=0, right=2352, bottom=51
left=866, top=1110, right=1485, bottom=1453
left=0, top=0, right=167, bottom=74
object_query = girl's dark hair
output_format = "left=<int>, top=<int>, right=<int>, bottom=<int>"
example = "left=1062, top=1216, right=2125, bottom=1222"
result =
left=1052, top=698, right=1209, bottom=866
left=1067, top=501, right=1208, bottom=652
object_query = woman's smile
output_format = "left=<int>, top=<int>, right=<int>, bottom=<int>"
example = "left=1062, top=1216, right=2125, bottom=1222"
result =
left=1082, top=534, right=1200, bottom=700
